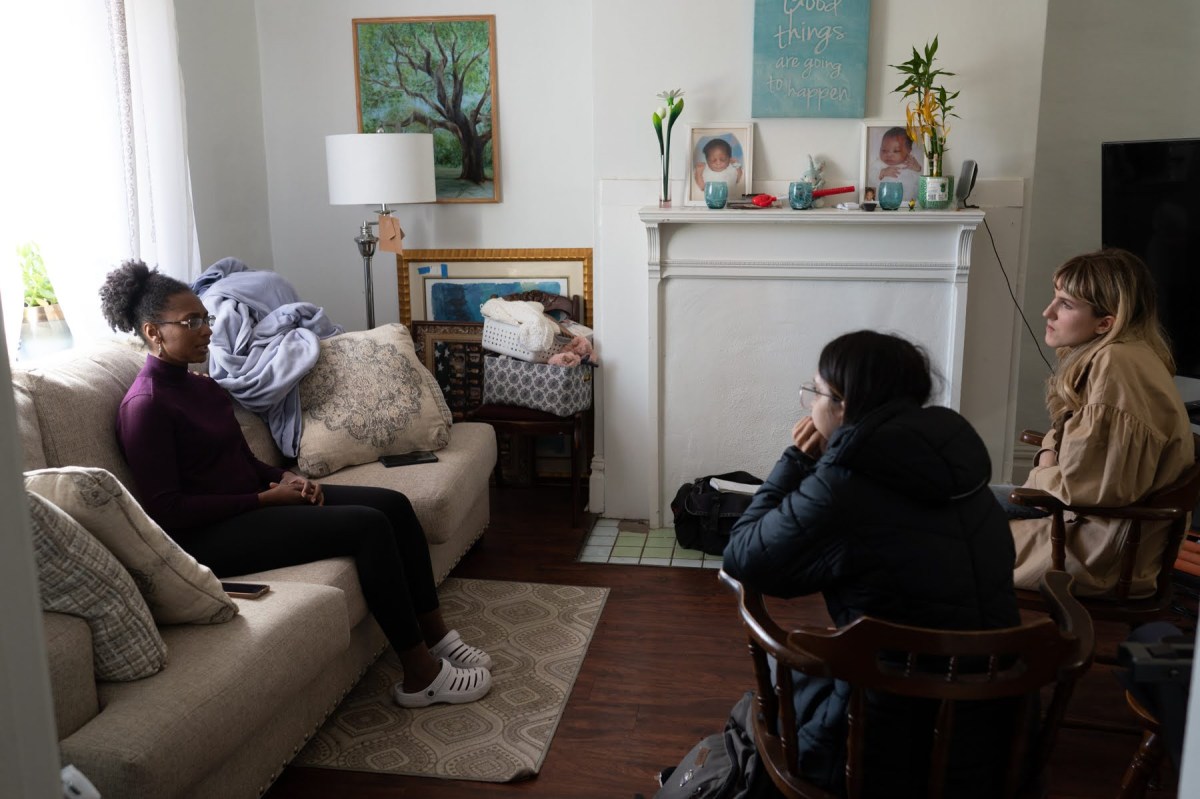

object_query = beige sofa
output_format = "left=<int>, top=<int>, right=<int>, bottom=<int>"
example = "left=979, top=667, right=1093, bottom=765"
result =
left=13, top=343, right=497, bottom=798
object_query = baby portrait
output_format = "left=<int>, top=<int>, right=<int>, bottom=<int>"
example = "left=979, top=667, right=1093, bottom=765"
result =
left=685, top=124, right=754, bottom=205
left=862, top=123, right=924, bottom=204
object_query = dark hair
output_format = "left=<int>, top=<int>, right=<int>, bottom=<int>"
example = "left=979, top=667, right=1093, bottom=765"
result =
left=703, top=138, right=733, bottom=158
left=818, top=331, right=933, bottom=424
left=881, top=126, right=913, bottom=150
left=98, top=259, right=190, bottom=336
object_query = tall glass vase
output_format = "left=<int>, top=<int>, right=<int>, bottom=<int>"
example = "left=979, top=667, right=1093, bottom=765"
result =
left=659, top=153, right=671, bottom=208
left=918, top=152, right=953, bottom=210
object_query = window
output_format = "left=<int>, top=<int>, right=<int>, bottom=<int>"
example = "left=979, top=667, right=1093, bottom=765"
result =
left=1, top=0, right=201, bottom=363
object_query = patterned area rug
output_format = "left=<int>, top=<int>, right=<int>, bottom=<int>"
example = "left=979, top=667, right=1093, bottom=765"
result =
left=294, top=577, right=608, bottom=782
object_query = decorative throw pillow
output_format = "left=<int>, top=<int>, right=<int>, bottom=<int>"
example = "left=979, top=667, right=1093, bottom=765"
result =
left=296, top=323, right=452, bottom=477
left=26, top=491, right=167, bottom=682
left=24, top=467, right=238, bottom=625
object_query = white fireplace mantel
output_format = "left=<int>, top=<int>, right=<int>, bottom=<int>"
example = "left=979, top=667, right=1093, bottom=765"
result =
left=638, top=205, right=985, bottom=527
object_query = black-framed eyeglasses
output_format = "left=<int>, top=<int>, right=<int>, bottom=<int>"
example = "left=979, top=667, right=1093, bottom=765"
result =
left=154, top=314, right=215, bottom=331
left=799, top=382, right=840, bottom=410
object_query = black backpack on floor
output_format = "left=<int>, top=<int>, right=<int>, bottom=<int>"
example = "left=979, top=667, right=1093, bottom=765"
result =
left=670, top=471, right=763, bottom=556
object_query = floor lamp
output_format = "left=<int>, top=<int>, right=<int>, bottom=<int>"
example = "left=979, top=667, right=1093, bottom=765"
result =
left=325, top=133, right=436, bottom=329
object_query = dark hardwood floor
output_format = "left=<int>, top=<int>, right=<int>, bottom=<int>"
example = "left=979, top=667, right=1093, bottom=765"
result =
left=265, top=484, right=1184, bottom=798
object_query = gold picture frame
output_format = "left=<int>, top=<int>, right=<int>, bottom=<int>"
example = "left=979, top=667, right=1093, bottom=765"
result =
left=409, top=321, right=486, bottom=421
left=398, top=248, right=593, bottom=327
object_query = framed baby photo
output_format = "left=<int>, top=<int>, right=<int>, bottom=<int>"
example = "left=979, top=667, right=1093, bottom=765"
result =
left=859, top=120, right=925, bottom=205
left=684, top=122, right=754, bottom=206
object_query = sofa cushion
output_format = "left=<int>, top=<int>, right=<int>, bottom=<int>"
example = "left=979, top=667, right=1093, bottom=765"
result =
left=24, top=467, right=238, bottom=625
left=43, top=612, right=99, bottom=739
left=229, top=556, right=367, bottom=630
left=320, top=421, right=496, bottom=546
left=27, top=491, right=167, bottom=681
left=296, top=323, right=452, bottom=478
left=12, top=380, right=47, bottom=470
left=12, top=344, right=145, bottom=484
left=60, top=581, right=351, bottom=799
left=233, top=403, right=286, bottom=467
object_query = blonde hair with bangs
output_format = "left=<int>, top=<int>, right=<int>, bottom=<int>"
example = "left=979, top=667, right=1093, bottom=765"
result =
left=1046, top=248, right=1174, bottom=421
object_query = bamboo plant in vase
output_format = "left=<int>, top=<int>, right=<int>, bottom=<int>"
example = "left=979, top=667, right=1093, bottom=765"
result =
left=891, top=37, right=959, bottom=209
left=652, top=89, right=684, bottom=208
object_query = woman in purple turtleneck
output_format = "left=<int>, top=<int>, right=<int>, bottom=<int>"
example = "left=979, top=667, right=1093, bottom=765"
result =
left=99, top=260, right=490, bottom=708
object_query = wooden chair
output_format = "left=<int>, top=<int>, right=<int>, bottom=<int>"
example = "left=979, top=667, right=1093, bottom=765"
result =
left=1118, top=689, right=1167, bottom=799
left=719, top=569, right=1094, bottom=799
left=466, top=290, right=591, bottom=528
left=1008, top=431, right=1200, bottom=628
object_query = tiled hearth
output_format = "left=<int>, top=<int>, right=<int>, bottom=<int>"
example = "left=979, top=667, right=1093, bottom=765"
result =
left=576, top=518, right=722, bottom=569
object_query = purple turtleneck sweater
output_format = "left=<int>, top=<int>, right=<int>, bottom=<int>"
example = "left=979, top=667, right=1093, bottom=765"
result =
left=116, top=355, right=285, bottom=535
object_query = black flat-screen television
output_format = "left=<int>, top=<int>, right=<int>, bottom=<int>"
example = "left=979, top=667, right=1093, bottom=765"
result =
left=1101, top=137, right=1200, bottom=382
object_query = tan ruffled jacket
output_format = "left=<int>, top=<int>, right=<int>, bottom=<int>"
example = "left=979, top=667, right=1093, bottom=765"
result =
left=1012, top=340, right=1193, bottom=597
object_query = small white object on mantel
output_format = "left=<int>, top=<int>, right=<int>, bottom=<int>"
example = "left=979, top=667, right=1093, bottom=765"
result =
left=637, top=204, right=985, bottom=527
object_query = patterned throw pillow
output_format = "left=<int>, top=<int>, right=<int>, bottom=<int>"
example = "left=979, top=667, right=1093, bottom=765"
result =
left=296, top=324, right=452, bottom=478
left=26, top=491, right=167, bottom=682
left=24, top=467, right=238, bottom=625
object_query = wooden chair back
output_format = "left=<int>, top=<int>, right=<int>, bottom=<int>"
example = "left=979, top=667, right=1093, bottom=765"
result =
left=719, top=570, right=1094, bottom=799
left=498, top=289, right=584, bottom=323
left=1011, top=432, right=1200, bottom=618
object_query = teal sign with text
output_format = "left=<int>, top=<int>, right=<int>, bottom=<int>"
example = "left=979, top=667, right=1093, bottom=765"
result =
left=752, top=0, right=871, bottom=118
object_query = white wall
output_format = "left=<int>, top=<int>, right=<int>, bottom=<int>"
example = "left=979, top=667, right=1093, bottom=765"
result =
left=251, top=0, right=595, bottom=331
left=592, top=0, right=1049, bottom=518
left=1016, top=0, right=1200, bottom=445
left=175, top=0, right=274, bottom=271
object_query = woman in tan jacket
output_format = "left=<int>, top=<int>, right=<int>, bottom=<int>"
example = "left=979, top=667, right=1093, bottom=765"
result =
left=1008, top=249, right=1193, bottom=597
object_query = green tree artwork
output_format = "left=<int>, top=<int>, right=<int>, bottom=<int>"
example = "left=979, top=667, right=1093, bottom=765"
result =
left=355, top=16, right=500, bottom=203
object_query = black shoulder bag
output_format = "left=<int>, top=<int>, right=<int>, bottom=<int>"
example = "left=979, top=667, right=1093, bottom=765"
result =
left=670, top=471, right=763, bottom=556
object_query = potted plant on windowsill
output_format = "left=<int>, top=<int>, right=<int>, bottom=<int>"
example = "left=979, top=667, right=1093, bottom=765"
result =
left=19, top=242, right=73, bottom=360
left=890, top=36, right=959, bottom=209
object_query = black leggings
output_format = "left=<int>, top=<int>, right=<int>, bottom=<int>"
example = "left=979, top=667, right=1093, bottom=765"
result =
left=177, top=485, right=438, bottom=650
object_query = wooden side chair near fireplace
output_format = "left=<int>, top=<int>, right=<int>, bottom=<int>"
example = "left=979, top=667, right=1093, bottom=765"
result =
left=467, top=290, right=592, bottom=528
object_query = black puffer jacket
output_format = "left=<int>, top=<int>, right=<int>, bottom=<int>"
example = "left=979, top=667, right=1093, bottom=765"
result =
left=723, top=399, right=1019, bottom=797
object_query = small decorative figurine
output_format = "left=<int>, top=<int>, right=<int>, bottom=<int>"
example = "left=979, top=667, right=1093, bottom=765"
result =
left=907, top=198, right=916, bottom=211
left=802, top=154, right=826, bottom=207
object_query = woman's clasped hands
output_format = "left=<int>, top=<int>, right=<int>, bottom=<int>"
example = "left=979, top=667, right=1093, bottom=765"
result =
left=261, top=472, right=325, bottom=506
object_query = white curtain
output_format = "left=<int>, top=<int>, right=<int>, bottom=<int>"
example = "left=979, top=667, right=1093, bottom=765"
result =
left=0, top=0, right=201, bottom=360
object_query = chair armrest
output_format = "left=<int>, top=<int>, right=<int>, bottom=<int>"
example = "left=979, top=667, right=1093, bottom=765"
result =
left=1038, top=571, right=1095, bottom=673
left=1020, top=429, right=1045, bottom=447
left=1009, top=488, right=1182, bottom=522
left=1009, top=487, right=1064, bottom=513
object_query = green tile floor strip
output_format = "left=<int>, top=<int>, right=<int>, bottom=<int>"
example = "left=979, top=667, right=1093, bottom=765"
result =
left=577, top=518, right=723, bottom=568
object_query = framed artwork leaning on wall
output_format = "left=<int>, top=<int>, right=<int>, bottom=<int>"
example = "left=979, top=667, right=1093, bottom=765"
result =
left=409, top=321, right=485, bottom=421
left=398, top=248, right=593, bottom=327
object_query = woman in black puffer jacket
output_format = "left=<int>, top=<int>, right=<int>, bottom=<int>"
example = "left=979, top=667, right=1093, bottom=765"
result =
left=723, top=330, right=1020, bottom=798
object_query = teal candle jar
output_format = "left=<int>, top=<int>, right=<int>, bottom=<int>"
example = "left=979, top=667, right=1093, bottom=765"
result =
left=878, top=180, right=904, bottom=210
left=704, top=181, right=729, bottom=209
left=788, top=180, right=814, bottom=210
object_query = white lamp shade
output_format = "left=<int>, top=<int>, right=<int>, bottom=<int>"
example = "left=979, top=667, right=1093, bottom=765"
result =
left=325, top=133, right=437, bottom=205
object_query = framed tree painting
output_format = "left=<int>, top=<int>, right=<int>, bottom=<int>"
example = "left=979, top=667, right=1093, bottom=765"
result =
left=354, top=16, right=500, bottom=203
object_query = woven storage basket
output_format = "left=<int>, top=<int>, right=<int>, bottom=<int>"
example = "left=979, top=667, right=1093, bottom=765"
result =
left=481, top=318, right=571, bottom=363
